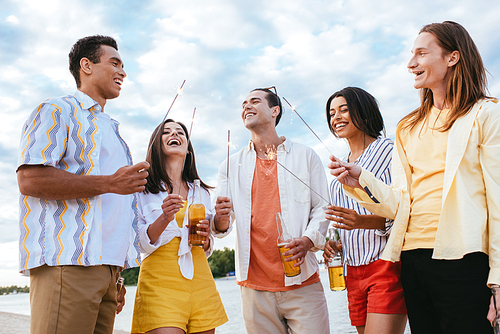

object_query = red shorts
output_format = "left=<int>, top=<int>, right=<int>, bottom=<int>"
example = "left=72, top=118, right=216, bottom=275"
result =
left=345, top=259, right=406, bottom=327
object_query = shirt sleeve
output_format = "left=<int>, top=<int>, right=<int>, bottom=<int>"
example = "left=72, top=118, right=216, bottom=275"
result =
left=480, top=103, right=500, bottom=287
left=372, top=139, right=395, bottom=236
left=18, top=101, right=69, bottom=169
left=301, top=149, right=329, bottom=252
left=137, top=195, right=163, bottom=255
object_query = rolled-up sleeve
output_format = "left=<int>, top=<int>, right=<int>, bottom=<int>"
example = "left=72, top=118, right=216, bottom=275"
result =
left=480, top=105, right=500, bottom=286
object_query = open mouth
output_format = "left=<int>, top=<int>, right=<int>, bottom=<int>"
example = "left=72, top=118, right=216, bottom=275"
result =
left=245, top=112, right=256, bottom=119
left=114, top=78, right=123, bottom=86
left=335, top=122, right=347, bottom=131
left=414, top=71, right=424, bottom=77
left=167, top=138, right=181, bottom=146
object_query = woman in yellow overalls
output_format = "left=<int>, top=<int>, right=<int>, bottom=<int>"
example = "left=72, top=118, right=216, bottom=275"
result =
left=131, top=119, right=228, bottom=334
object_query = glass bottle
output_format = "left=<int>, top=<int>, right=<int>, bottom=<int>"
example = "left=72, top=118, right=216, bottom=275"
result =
left=275, top=212, right=301, bottom=277
left=188, top=179, right=205, bottom=246
left=327, top=228, right=346, bottom=291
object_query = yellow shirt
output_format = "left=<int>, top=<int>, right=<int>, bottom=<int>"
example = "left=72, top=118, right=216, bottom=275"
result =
left=401, top=107, right=449, bottom=250
left=344, top=98, right=500, bottom=287
left=175, top=201, right=188, bottom=228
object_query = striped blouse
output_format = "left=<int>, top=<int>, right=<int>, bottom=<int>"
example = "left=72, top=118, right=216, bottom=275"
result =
left=330, top=137, right=394, bottom=268
left=18, top=91, right=140, bottom=274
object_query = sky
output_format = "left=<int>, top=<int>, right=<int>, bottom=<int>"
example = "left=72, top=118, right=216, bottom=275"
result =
left=1, top=0, right=500, bottom=286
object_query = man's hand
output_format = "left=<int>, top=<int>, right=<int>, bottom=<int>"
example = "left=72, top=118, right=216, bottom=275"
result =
left=109, top=161, right=150, bottom=195
left=283, top=236, right=313, bottom=266
left=17, top=161, right=150, bottom=200
left=214, top=196, right=232, bottom=232
left=487, top=288, right=500, bottom=327
left=327, top=155, right=362, bottom=189
left=116, top=275, right=126, bottom=314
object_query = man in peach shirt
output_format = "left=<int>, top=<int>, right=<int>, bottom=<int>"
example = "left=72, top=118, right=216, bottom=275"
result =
left=212, top=88, right=330, bottom=333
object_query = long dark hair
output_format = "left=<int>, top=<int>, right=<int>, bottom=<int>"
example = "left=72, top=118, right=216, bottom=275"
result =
left=325, top=87, right=385, bottom=139
left=144, top=119, right=212, bottom=194
left=401, top=21, right=488, bottom=131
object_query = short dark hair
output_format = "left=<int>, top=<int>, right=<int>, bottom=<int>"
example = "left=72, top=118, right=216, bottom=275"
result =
left=251, top=88, right=283, bottom=126
left=326, top=87, right=385, bottom=139
left=68, top=35, right=118, bottom=88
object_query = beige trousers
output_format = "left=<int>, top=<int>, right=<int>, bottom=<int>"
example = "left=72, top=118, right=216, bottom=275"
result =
left=30, top=264, right=119, bottom=334
left=240, top=282, right=330, bottom=334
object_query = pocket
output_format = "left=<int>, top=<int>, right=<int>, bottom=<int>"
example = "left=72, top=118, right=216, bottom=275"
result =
left=291, top=172, right=310, bottom=204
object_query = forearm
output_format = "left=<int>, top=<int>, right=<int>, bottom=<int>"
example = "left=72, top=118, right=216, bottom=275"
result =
left=17, top=165, right=113, bottom=200
left=213, top=215, right=229, bottom=233
left=357, top=215, right=387, bottom=229
left=146, top=215, right=170, bottom=245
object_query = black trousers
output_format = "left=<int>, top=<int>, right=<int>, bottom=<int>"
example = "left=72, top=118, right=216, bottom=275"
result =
left=400, top=249, right=493, bottom=334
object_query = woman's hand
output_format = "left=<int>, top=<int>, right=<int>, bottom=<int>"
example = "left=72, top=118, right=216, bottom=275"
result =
left=326, top=205, right=360, bottom=230
left=328, top=155, right=362, bottom=189
left=161, top=194, right=184, bottom=223
left=323, top=239, right=342, bottom=264
left=325, top=205, right=387, bottom=230
left=196, top=219, right=211, bottom=251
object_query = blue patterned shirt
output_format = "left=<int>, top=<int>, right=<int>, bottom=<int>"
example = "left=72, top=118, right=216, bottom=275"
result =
left=18, top=90, right=140, bottom=274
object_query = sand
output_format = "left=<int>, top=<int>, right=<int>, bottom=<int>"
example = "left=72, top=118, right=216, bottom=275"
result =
left=0, top=311, right=129, bottom=334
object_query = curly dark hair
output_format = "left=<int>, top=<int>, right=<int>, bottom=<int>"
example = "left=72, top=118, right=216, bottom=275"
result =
left=68, top=35, right=118, bottom=87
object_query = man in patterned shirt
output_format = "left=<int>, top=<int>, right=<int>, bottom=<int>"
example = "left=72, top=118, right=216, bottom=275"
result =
left=17, top=35, right=149, bottom=334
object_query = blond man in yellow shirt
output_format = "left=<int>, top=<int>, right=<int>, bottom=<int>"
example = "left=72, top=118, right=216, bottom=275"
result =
left=329, top=21, right=500, bottom=334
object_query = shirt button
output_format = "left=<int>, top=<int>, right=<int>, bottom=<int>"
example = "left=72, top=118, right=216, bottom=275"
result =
left=245, top=248, right=249, bottom=251
left=92, top=152, right=98, bottom=157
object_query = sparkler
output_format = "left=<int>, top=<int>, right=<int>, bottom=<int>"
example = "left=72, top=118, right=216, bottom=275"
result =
left=226, top=130, right=230, bottom=197
left=265, top=148, right=331, bottom=205
left=176, top=107, right=197, bottom=195
left=282, top=97, right=333, bottom=156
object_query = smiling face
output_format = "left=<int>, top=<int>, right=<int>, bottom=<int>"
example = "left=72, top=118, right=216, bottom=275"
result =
left=161, top=122, right=188, bottom=157
left=407, top=32, right=456, bottom=96
left=329, top=96, right=363, bottom=139
left=241, top=90, right=279, bottom=130
left=87, top=45, right=126, bottom=105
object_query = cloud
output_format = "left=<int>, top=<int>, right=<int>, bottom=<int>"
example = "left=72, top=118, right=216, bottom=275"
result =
left=1, top=0, right=500, bottom=286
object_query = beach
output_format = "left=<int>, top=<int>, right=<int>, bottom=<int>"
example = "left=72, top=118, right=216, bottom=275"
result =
left=0, top=270, right=410, bottom=333
left=0, top=311, right=128, bottom=334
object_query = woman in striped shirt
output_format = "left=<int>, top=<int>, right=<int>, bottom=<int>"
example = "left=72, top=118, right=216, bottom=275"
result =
left=323, top=87, right=407, bottom=334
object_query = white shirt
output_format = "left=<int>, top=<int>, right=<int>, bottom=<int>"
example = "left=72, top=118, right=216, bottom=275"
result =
left=137, top=182, right=214, bottom=279
left=211, top=137, right=330, bottom=286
